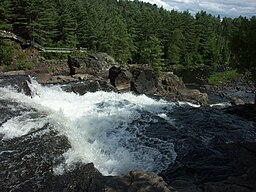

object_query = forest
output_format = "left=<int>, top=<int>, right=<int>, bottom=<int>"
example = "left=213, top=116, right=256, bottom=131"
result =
left=0, top=0, right=255, bottom=78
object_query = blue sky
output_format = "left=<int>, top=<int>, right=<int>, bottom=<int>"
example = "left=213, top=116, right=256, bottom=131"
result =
left=134, top=0, right=256, bottom=18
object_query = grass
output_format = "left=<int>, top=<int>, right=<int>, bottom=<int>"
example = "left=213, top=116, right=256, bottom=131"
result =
left=207, top=70, right=241, bottom=86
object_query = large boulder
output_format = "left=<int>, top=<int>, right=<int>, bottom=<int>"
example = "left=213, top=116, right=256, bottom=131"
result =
left=109, top=66, right=132, bottom=91
left=128, top=170, right=176, bottom=192
left=130, top=68, right=158, bottom=95
left=159, top=72, right=185, bottom=93
left=50, top=165, right=176, bottom=192
left=109, top=66, right=158, bottom=94
left=158, top=72, right=208, bottom=105
left=68, top=53, right=116, bottom=76
left=0, top=74, right=32, bottom=96
left=177, top=88, right=208, bottom=105
left=109, top=66, right=123, bottom=86
left=108, top=67, right=208, bottom=104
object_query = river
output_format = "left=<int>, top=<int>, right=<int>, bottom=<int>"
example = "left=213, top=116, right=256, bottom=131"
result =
left=0, top=76, right=255, bottom=191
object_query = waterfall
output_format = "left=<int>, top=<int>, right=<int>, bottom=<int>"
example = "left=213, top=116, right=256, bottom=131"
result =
left=0, top=79, right=177, bottom=176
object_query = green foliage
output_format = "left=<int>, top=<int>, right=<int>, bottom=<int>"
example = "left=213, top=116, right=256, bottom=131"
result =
left=0, top=40, right=13, bottom=65
left=0, top=40, right=33, bottom=71
left=42, top=50, right=89, bottom=60
left=17, top=61, right=31, bottom=70
left=0, top=0, right=13, bottom=30
left=0, top=0, right=254, bottom=72
left=230, top=16, right=256, bottom=82
left=140, top=36, right=164, bottom=76
left=4, top=51, right=32, bottom=71
left=17, top=52, right=32, bottom=70
left=208, top=70, right=241, bottom=86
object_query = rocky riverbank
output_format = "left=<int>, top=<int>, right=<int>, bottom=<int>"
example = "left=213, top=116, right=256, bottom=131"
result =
left=1, top=53, right=256, bottom=192
left=2, top=53, right=208, bottom=105
left=204, top=73, right=255, bottom=106
left=1, top=73, right=256, bottom=192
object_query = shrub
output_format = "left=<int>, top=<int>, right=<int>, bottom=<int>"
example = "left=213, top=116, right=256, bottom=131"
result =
left=0, top=39, right=13, bottom=65
left=208, top=70, right=241, bottom=86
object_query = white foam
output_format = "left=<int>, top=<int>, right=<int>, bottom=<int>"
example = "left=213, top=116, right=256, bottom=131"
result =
left=210, top=102, right=231, bottom=108
left=178, top=101, right=201, bottom=108
left=0, top=113, right=48, bottom=139
left=0, top=79, right=177, bottom=175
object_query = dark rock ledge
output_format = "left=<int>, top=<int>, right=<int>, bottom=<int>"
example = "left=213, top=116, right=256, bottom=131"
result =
left=49, top=164, right=176, bottom=192
left=1, top=54, right=256, bottom=192
left=0, top=53, right=209, bottom=105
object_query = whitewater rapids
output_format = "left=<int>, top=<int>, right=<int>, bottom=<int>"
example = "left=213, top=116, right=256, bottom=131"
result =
left=0, top=79, right=177, bottom=176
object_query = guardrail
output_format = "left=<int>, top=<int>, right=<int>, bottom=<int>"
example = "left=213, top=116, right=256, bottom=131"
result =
left=0, top=30, right=87, bottom=53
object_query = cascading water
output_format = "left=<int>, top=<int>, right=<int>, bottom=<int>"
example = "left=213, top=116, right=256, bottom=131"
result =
left=0, top=78, right=177, bottom=176
left=2, top=76, right=256, bottom=192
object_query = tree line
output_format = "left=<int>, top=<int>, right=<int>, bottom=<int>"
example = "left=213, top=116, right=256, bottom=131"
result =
left=0, top=0, right=255, bottom=77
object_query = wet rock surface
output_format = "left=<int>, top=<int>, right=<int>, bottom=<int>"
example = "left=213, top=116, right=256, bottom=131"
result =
left=68, top=53, right=115, bottom=76
left=109, top=67, right=208, bottom=105
left=109, top=66, right=132, bottom=91
left=225, top=104, right=256, bottom=122
left=0, top=74, right=32, bottom=96
left=61, top=80, right=116, bottom=95
left=158, top=105, right=256, bottom=191
left=204, top=75, right=255, bottom=105
left=0, top=123, right=71, bottom=192
left=130, top=67, right=158, bottom=95
left=1, top=75, right=256, bottom=192
left=1, top=99, right=255, bottom=191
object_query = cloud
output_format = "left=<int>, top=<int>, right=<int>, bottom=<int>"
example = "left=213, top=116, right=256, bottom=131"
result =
left=132, top=0, right=174, bottom=9
left=133, top=0, right=256, bottom=18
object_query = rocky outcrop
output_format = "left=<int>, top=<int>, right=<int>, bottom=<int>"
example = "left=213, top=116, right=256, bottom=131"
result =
left=1, top=67, right=208, bottom=105
left=1, top=57, right=208, bottom=105
left=130, top=68, right=158, bottom=95
left=109, top=66, right=159, bottom=94
left=0, top=74, right=32, bottom=96
left=109, top=66, right=133, bottom=91
left=158, top=72, right=208, bottom=105
left=159, top=72, right=185, bottom=93
left=108, top=67, right=208, bottom=104
left=61, top=80, right=116, bottom=95
left=177, top=89, right=208, bottom=105
left=35, top=73, right=98, bottom=84
left=68, top=53, right=116, bottom=76
left=205, top=74, right=255, bottom=105
left=127, top=170, right=176, bottom=192
left=109, top=66, right=159, bottom=95
left=49, top=166, right=177, bottom=192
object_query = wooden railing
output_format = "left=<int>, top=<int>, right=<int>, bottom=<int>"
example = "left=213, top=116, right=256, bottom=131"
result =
left=0, top=30, right=87, bottom=53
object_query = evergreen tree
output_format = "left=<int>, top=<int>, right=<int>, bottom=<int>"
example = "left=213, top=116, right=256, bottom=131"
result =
left=54, top=0, right=77, bottom=47
left=0, top=0, right=13, bottom=30
left=230, top=16, right=256, bottom=79
left=0, top=0, right=255, bottom=72
left=140, top=36, right=164, bottom=75
left=230, top=16, right=256, bottom=103
left=100, top=15, right=134, bottom=62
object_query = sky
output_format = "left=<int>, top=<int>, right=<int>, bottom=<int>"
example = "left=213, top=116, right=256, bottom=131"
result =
left=134, top=0, right=256, bottom=18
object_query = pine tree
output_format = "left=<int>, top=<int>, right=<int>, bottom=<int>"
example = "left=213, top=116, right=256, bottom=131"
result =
left=0, top=0, right=13, bottom=30
left=54, top=0, right=77, bottom=47
left=140, top=36, right=164, bottom=75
